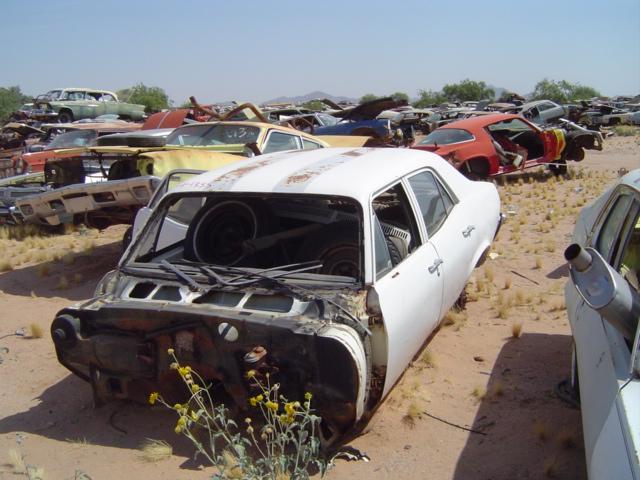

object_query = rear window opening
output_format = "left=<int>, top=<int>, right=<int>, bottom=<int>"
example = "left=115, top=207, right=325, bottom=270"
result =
left=132, top=193, right=364, bottom=283
left=419, top=128, right=474, bottom=146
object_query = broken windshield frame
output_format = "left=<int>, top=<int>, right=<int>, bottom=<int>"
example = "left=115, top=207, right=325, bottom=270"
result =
left=123, top=192, right=366, bottom=287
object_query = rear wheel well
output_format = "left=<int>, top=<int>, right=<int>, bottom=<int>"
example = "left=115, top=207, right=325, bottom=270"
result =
left=462, top=157, right=490, bottom=180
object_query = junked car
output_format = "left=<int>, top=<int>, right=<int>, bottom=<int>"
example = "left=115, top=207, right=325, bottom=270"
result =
left=564, top=169, right=640, bottom=479
left=412, top=114, right=603, bottom=178
left=50, top=147, right=502, bottom=445
left=29, top=88, right=146, bottom=123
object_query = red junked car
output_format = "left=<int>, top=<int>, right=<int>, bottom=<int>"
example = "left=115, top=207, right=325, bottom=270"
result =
left=411, top=113, right=602, bottom=178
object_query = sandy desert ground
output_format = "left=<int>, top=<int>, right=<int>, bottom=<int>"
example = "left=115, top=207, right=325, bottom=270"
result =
left=0, top=135, right=638, bottom=479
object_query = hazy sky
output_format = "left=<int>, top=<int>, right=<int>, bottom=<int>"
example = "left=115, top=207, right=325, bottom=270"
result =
left=2, top=0, right=639, bottom=104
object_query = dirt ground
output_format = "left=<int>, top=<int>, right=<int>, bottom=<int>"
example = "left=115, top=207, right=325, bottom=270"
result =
left=0, top=135, right=638, bottom=479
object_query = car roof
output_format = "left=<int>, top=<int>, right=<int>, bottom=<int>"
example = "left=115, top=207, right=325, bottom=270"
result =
left=170, top=147, right=469, bottom=205
left=52, top=88, right=116, bottom=95
left=171, top=121, right=328, bottom=144
left=439, top=113, right=520, bottom=130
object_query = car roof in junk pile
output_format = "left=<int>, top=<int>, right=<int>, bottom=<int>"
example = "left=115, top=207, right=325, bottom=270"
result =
left=171, top=147, right=471, bottom=205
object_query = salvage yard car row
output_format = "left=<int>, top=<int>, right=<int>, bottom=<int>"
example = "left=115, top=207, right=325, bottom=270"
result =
left=0, top=86, right=638, bottom=479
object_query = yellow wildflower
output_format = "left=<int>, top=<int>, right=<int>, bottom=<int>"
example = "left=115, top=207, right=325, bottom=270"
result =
left=304, top=392, right=313, bottom=401
left=245, top=417, right=252, bottom=424
left=191, top=384, right=200, bottom=393
left=255, top=394, right=264, bottom=402
left=173, top=403, right=182, bottom=410
left=169, top=362, right=178, bottom=370
left=177, top=416, right=187, bottom=427
left=148, top=392, right=159, bottom=405
left=284, top=403, right=295, bottom=415
left=174, top=425, right=182, bottom=434
left=247, top=425, right=254, bottom=434
left=167, top=348, right=174, bottom=355
left=246, top=369, right=256, bottom=379
left=266, top=401, right=279, bottom=412
left=178, top=367, right=189, bottom=377
left=249, top=397, right=257, bottom=407
left=190, top=410, right=199, bottom=421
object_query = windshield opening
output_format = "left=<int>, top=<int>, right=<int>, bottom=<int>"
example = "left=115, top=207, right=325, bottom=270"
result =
left=47, top=130, right=97, bottom=150
left=165, top=124, right=260, bottom=146
left=130, top=193, right=364, bottom=284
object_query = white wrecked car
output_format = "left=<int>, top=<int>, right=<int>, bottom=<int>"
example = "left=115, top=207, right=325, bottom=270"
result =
left=51, top=147, right=502, bottom=444
left=564, top=168, right=640, bottom=479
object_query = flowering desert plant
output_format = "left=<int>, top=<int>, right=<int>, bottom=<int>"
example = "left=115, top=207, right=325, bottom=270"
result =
left=149, top=348, right=327, bottom=479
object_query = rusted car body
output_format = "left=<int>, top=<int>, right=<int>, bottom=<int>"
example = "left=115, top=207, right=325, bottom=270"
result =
left=51, top=147, right=502, bottom=445
left=412, top=114, right=603, bottom=178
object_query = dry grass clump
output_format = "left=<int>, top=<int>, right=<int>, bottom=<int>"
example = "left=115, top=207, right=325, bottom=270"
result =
left=484, top=266, right=494, bottom=283
left=442, top=309, right=467, bottom=330
left=0, top=259, right=13, bottom=272
left=29, top=323, right=43, bottom=339
left=503, top=277, right=512, bottom=290
left=401, top=401, right=425, bottom=429
left=532, top=420, right=549, bottom=441
left=556, top=429, right=576, bottom=450
left=419, top=349, right=435, bottom=368
left=549, top=299, right=566, bottom=312
left=57, top=275, right=69, bottom=290
left=36, top=264, right=50, bottom=278
left=471, top=386, right=486, bottom=400
left=139, top=438, right=173, bottom=462
left=534, top=257, right=543, bottom=270
left=511, top=321, right=523, bottom=338
left=514, top=289, right=526, bottom=305
left=489, top=381, right=504, bottom=398
left=543, top=457, right=557, bottom=477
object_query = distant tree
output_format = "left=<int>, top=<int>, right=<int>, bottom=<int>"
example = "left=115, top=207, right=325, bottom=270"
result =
left=441, top=79, right=494, bottom=102
left=359, top=93, right=379, bottom=104
left=0, top=86, right=30, bottom=123
left=413, top=89, right=448, bottom=108
left=531, top=79, right=601, bottom=103
left=179, top=99, right=194, bottom=108
left=116, top=83, right=170, bottom=113
left=301, top=100, right=325, bottom=111
left=389, top=91, right=409, bottom=105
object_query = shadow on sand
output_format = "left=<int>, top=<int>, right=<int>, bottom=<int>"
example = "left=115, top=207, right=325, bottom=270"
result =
left=0, top=373, right=205, bottom=469
left=452, top=332, right=586, bottom=480
left=0, top=241, right=121, bottom=301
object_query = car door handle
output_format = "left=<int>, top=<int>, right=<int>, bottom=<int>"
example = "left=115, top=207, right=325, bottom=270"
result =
left=462, top=225, right=475, bottom=238
left=428, top=258, right=443, bottom=274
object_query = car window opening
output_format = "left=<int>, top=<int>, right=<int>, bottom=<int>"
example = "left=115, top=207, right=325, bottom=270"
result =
left=135, top=194, right=364, bottom=283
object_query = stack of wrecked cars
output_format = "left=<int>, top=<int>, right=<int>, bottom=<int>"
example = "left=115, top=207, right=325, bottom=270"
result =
left=50, top=147, right=502, bottom=445
left=13, top=119, right=337, bottom=229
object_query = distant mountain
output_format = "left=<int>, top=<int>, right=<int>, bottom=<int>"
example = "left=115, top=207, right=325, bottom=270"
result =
left=262, top=91, right=357, bottom=106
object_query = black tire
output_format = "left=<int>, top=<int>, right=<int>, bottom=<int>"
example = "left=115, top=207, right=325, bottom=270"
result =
left=296, top=221, right=359, bottom=278
left=122, top=226, right=133, bottom=252
left=549, top=159, right=567, bottom=176
left=58, top=110, right=73, bottom=123
left=184, top=199, right=275, bottom=265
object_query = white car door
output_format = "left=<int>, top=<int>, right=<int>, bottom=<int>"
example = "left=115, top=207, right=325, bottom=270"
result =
left=370, top=181, right=444, bottom=396
left=405, top=170, right=478, bottom=315
left=570, top=190, right=640, bottom=479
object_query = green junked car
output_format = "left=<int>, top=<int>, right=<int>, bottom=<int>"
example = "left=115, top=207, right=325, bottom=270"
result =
left=30, top=88, right=146, bottom=123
